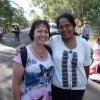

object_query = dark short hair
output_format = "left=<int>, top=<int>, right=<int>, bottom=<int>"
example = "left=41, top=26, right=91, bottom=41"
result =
left=56, top=13, right=76, bottom=28
left=29, top=19, right=50, bottom=41
left=97, top=37, right=100, bottom=42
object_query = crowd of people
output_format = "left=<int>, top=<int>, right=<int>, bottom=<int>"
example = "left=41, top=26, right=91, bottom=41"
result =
left=12, top=13, right=93, bottom=100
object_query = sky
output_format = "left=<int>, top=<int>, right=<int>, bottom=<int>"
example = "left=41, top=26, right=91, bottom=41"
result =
left=11, top=0, right=42, bottom=20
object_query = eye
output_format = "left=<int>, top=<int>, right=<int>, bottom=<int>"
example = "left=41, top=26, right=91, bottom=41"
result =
left=58, top=25, right=63, bottom=29
left=65, top=24, right=71, bottom=28
left=44, top=30, right=49, bottom=34
left=38, top=30, right=42, bottom=33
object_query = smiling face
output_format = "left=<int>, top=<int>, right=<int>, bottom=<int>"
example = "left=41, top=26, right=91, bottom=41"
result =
left=33, top=24, right=49, bottom=44
left=58, top=18, right=75, bottom=40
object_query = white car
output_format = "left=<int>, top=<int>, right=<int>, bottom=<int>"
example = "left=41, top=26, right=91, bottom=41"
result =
left=49, top=23, right=59, bottom=36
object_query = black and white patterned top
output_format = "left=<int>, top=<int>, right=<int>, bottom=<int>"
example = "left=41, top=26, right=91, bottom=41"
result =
left=47, top=35, right=92, bottom=90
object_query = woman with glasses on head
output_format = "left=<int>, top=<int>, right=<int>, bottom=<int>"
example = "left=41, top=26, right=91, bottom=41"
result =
left=16, top=13, right=92, bottom=100
left=47, top=13, right=92, bottom=100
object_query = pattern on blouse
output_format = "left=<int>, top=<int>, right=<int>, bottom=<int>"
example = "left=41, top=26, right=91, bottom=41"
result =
left=26, top=58, right=36, bottom=66
left=62, top=51, right=78, bottom=87
left=62, top=51, right=68, bottom=87
left=23, top=64, right=53, bottom=95
left=71, top=52, right=77, bottom=87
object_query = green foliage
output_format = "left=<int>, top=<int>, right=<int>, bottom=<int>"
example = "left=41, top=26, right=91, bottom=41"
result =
left=0, top=0, right=29, bottom=32
left=0, top=0, right=13, bottom=32
left=30, top=0, right=100, bottom=38
left=30, top=0, right=100, bottom=23
left=0, top=0, right=13, bottom=18
left=11, top=7, right=28, bottom=29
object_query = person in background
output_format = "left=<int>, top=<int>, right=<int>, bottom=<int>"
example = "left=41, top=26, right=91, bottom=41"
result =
left=11, top=25, right=20, bottom=42
left=15, top=25, right=20, bottom=42
left=16, top=13, right=92, bottom=100
left=81, top=21, right=90, bottom=41
left=12, top=19, right=54, bottom=100
left=89, top=37, right=100, bottom=80
left=0, top=25, right=4, bottom=44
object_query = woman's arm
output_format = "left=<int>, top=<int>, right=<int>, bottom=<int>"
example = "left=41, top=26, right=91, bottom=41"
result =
left=84, top=66, right=90, bottom=80
left=12, top=62, right=24, bottom=100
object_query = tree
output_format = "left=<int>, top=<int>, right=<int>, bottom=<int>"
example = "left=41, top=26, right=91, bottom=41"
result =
left=0, top=0, right=13, bottom=32
left=0, top=0, right=29, bottom=32
left=29, top=9, right=40, bottom=20
left=30, top=0, right=100, bottom=24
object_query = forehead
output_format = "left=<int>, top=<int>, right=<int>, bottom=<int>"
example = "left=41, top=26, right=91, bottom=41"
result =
left=36, top=23, right=47, bottom=29
left=58, top=18, right=70, bottom=25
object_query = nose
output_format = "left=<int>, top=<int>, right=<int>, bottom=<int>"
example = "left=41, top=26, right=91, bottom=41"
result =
left=63, top=27, right=67, bottom=31
left=41, top=31, right=47, bottom=36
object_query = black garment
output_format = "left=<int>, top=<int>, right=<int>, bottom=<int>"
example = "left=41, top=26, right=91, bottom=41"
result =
left=97, top=64, right=100, bottom=73
left=82, top=35, right=89, bottom=41
left=74, top=32, right=79, bottom=36
left=51, top=85, right=85, bottom=100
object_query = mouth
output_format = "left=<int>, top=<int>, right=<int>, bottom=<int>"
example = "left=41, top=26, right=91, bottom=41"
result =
left=61, top=32, right=70, bottom=38
left=62, top=32, right=70, bottom=35
left=40, top=37, right=48, bottom=41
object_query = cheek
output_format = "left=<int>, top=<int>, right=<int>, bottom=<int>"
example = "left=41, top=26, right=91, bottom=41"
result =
left=33, top=33, right=39, bottom=39
left=58, top=29, right=62, bottom=34
left=47, top=33, right=50, bottom=38
left=69, top=26, right=74, bottom=30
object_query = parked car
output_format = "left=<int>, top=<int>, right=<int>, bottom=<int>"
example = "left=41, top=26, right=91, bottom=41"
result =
left=49, top=23, right=59, bottom=36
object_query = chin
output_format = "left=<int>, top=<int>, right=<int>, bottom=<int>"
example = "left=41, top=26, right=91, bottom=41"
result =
left=62, top=35, right=70, bottom=39
left=39, top=41, right=47, bottom=44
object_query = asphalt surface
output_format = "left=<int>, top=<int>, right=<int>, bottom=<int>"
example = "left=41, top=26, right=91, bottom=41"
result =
left=0, top=30, right=100, bottom=100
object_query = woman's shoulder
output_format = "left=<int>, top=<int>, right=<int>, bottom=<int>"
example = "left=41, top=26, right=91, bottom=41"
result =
left=49, top=35, right=61, bottom=43
left=50, top=35, right=61, bottom=40
left=76, top=36, right=86, bottom=42
left=93, top=43, right=100, bottom=50
left=76, top=36, right=89, bottom=47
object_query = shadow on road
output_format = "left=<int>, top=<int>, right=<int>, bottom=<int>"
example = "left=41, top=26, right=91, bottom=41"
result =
left=2, top=31, right=31, bottom=48
left=0, top=31, right=31, bottom=100
left=83, top=80, right=100, bottom=100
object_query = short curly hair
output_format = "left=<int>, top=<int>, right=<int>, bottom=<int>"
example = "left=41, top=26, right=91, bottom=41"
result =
left=29, top=19, right=50, bottom=41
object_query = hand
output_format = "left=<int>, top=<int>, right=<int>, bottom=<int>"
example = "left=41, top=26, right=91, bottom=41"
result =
left=16, top=44, right=26, bottom=55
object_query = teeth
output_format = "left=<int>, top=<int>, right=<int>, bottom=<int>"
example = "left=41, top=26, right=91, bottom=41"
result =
left=65, top=33, right=69, bottom=34
left=40, top=38, right=46, bottom=40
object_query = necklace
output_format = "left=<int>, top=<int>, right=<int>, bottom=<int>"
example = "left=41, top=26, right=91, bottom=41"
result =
left=32, top=44, right=45, bottom=58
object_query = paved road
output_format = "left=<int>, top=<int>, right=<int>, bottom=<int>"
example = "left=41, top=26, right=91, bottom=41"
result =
left=0, top=31, right=99, bottom=100
left=83, top=80, right=100, bottom=100
left=0, top=30, right=30, bottom=100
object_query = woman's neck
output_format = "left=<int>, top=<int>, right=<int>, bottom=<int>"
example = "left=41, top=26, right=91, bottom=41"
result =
left=31, top=42, right=47, bottom=59
left=62, top=36, right=76, bottom=50
left=32, top=42, right=45, bottom=53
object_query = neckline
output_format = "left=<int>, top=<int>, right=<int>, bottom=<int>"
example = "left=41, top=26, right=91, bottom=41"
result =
left=61, top=36, right=77, bottom=51
left=27, top=45, right=49, bottom=62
